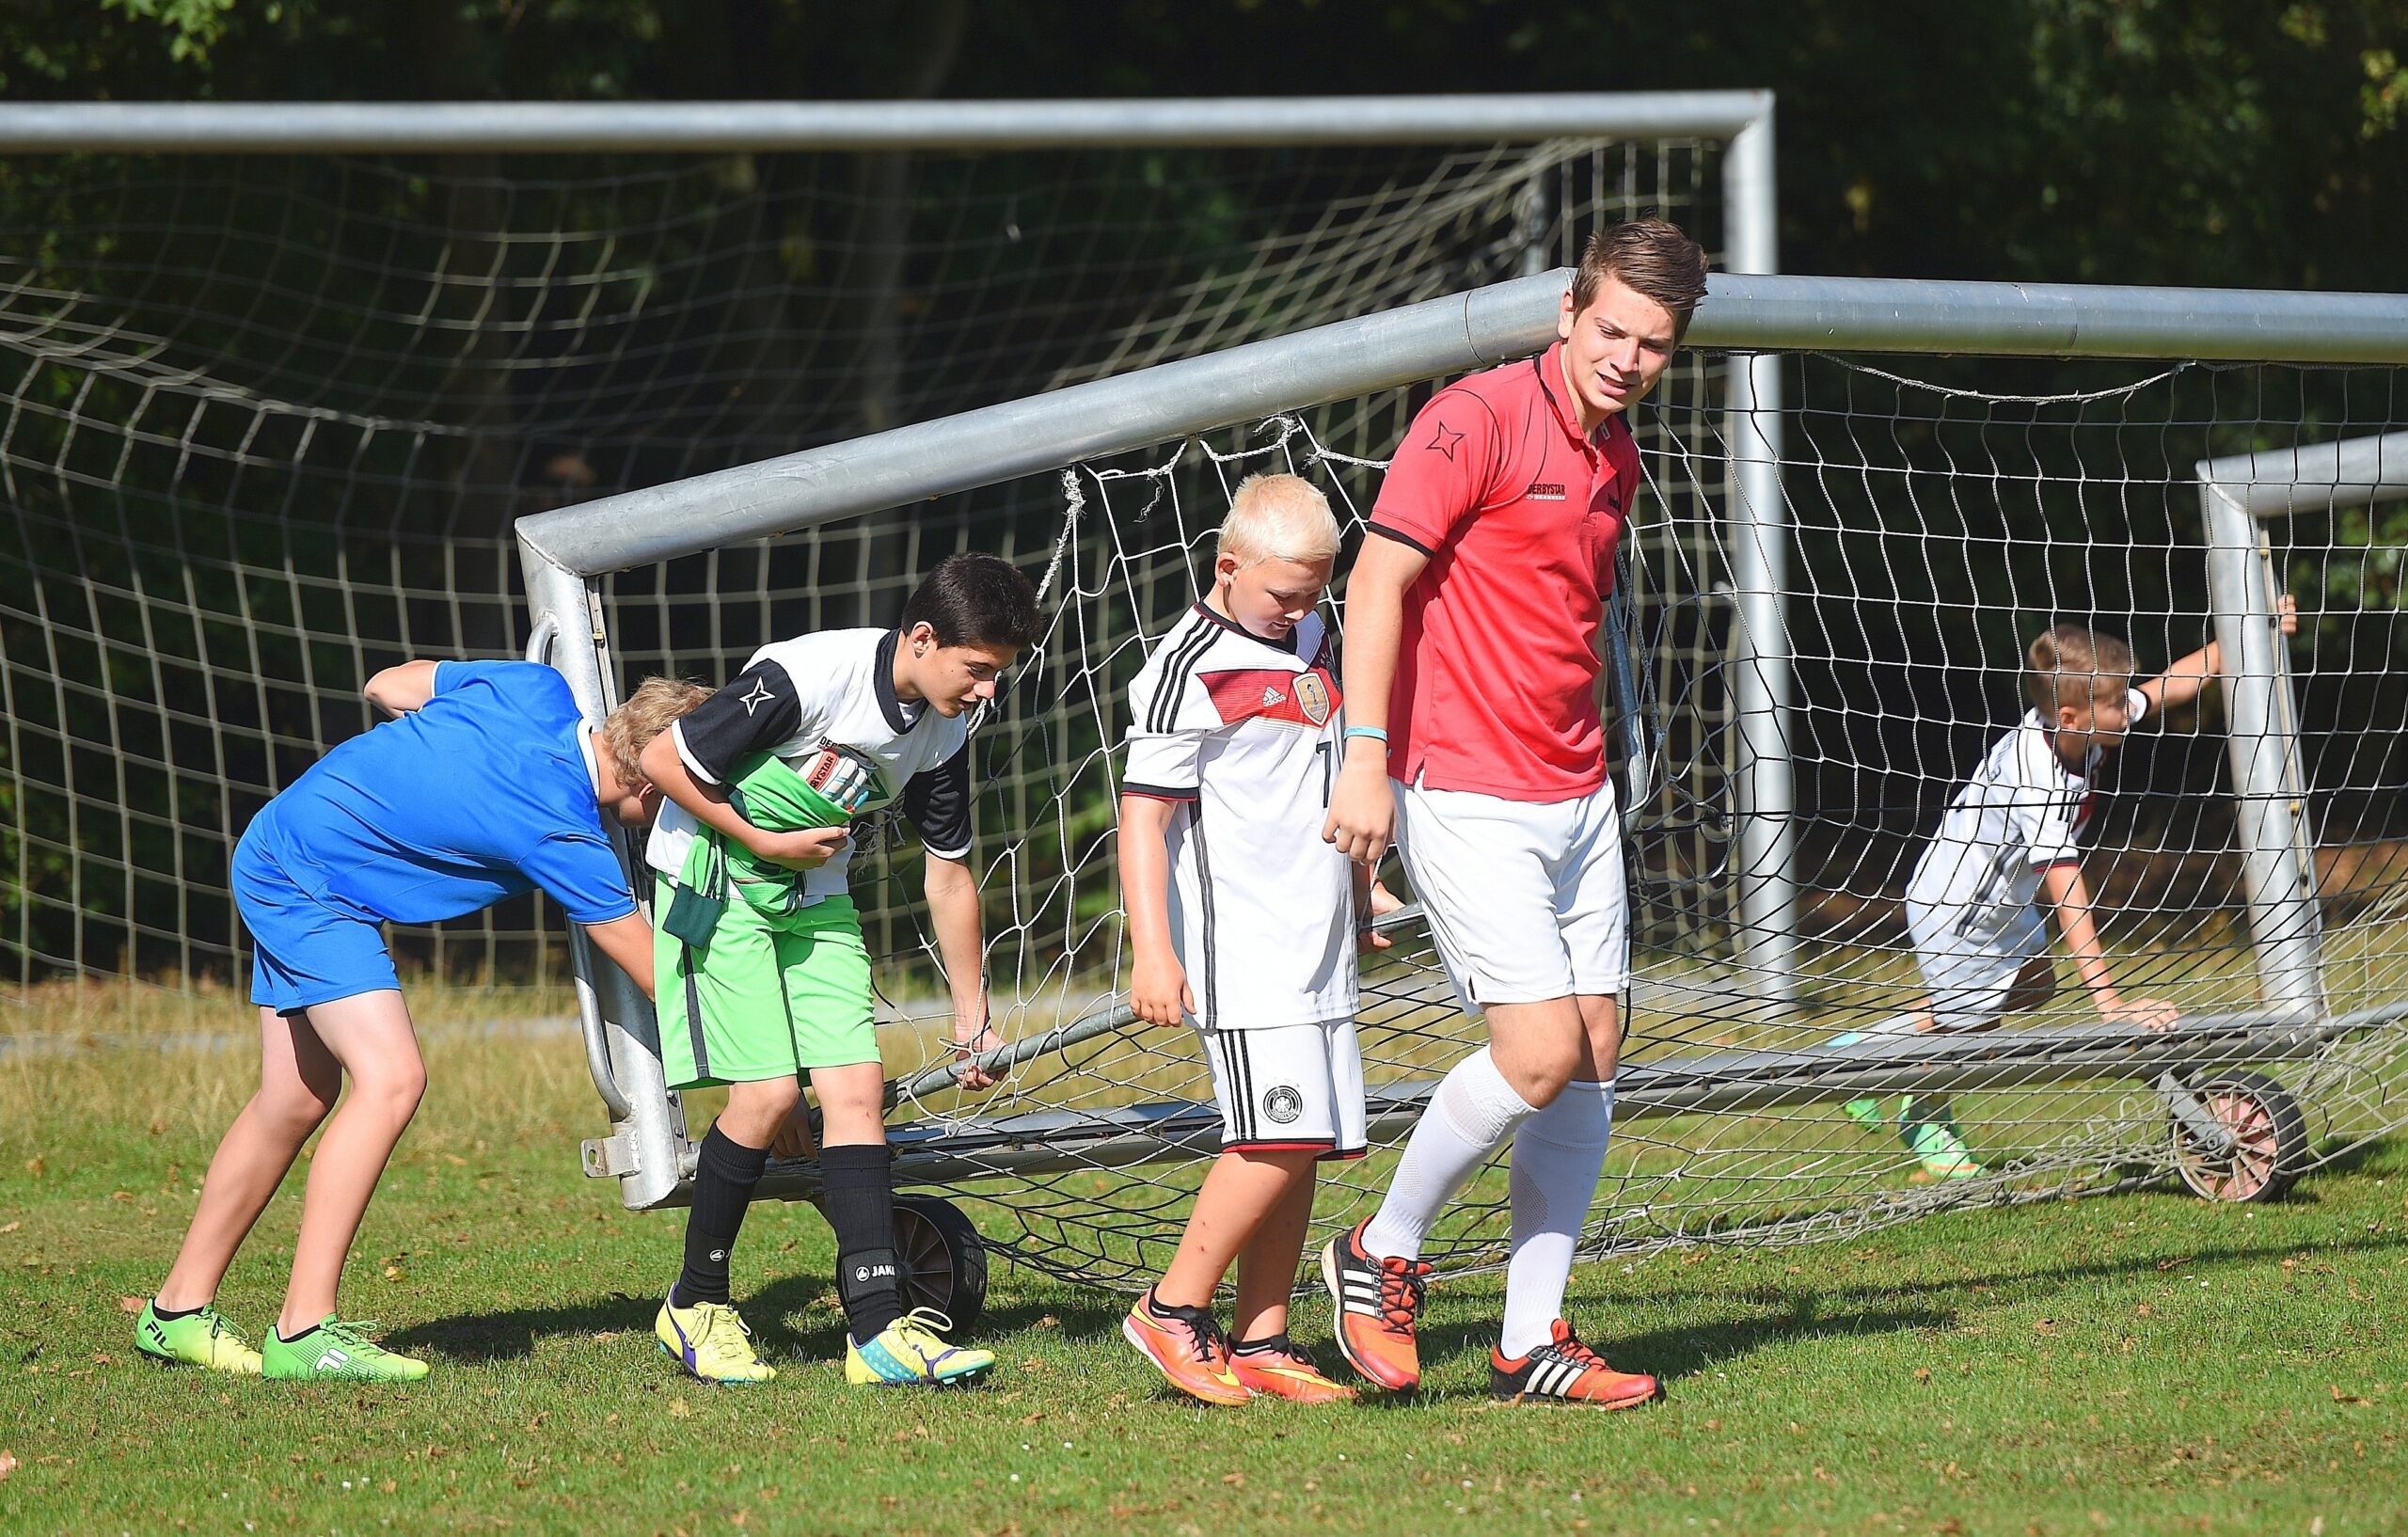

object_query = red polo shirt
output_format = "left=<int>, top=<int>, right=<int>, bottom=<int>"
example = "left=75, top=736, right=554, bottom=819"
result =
left=1366, top=341, right=1638, bottom=803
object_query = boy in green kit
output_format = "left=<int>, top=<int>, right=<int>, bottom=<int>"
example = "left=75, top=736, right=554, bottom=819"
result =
left=639, top=554, right=1042, bottom=1386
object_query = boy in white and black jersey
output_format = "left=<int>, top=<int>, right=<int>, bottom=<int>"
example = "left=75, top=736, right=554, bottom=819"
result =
left=1839, top=603, right=2297, bottom=1179
left=1117, top=474, right=1393, bottom=1406
left=636, top=553, right=1042, bottom=1387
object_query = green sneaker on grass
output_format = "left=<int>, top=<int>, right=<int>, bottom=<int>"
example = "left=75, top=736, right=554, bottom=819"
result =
left=1844, top=1095, right=1893, bottom=1134
left=1907, top=1120, right=1984, bottom=1180
left=134, top=1300, right=263, bottom=1374
left=261, top=1317, right=429, bottom=1382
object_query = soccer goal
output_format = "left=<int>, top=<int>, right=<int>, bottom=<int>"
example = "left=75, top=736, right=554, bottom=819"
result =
left=0, top=92, right=1768, bottom=1003
left=518, top=263, right=2408, bottom=1318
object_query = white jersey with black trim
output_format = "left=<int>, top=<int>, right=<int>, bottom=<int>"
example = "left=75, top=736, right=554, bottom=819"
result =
left=1122, top=605, right=1354, bottom=1031
left=644, top=627, right=974, bottom=905
left=1905, top=689, right=2147, bottom=943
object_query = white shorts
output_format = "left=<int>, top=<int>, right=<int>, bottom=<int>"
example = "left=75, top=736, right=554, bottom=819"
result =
left=1392, top=776, right=1629, bottom=1010
left=1906, top=897, right=2049, bottom=1032
left=1197, top=1018, right=1367, bottom=1159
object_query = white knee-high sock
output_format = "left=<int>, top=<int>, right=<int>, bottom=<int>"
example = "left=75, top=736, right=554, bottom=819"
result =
left=1498, top=1078, right=1614, bottom=1358
left=1360, top=1046, right=1537, bottom=1262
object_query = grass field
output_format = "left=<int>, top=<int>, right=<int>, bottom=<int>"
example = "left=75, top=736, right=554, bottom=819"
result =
left=4, top=1000, right=2406, bottom=1535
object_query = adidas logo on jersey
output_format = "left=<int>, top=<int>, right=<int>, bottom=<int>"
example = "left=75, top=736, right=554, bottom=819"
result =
left=1260, top=685, right=1287, bottom=707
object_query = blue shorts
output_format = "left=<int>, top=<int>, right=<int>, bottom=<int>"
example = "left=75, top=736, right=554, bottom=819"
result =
left=232, top=823, right=400, bottom=1014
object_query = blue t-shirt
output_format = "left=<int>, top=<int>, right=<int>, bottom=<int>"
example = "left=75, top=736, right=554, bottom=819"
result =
left=247, top=660, right=638, bottom=927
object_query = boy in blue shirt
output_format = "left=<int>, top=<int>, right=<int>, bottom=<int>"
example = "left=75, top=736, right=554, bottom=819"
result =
left=135, top=661, right=704, bottom=1383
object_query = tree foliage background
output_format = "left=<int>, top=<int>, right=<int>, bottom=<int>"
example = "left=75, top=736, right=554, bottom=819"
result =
left=3, top=0, right=2404, bottom=981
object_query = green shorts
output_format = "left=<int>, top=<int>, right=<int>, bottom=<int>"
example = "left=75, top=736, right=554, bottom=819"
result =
left=653, top=875, right=876, bottom=1088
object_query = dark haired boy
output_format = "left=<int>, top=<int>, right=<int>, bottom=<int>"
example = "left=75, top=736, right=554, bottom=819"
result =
left=639, top=552, right=1042, bottom=1386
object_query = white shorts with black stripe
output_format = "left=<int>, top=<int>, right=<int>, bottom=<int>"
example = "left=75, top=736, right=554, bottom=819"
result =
left=1197, top=1017, right=1367, bottom=1159
left=1907, top=895, right=2050, bottom=1033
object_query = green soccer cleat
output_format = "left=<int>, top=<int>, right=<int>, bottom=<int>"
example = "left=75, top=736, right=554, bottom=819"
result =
left=1907, top=1120, right=1985, bottom=1180
left=844, top=1307, right=994, bottom=1387
left=134, top=1300, right=263, bottom=1374
left=656, top=1295, right=777, bottom=1385
left=261, top=1317, right=430, bottom=1383
left=1844, top=1096, right=1892, bottom=1134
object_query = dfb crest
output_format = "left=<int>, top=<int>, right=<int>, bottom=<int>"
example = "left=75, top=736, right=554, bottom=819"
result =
left=1295, top=672, right=1333, bottom=726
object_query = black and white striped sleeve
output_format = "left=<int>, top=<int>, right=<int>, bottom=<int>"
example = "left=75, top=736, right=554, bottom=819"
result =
left=1121, top=634, right=1209, bottom=801
left=670, top=659, right=804, bottom=785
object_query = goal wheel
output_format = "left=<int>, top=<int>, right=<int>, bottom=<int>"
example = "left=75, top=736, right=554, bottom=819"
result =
left=2170, top=1070, right=2309, bottom=1204
left=892, top=1193, right=989, bottom=1332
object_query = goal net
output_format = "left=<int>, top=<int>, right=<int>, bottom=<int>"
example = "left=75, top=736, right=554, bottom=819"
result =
left=0, top=128, right=1719, bottom=999
left=582, top=342, right=2408, bottom=1288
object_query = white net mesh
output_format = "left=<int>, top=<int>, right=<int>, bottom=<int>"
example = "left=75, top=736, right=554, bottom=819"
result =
left=0, top=136, right=1712, bottom=992
left=755, top=357, right=2408, bottom=1289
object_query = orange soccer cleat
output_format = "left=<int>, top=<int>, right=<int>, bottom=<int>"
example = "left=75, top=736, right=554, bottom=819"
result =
left=1490, top=1319, right=1659, bottom=1408
left=1122, top=1288, right=1250, bottom=1407
left=1321, top=1218, right=1431, bottom=1392
left=1228, top=1336, right=1357, bottom=1403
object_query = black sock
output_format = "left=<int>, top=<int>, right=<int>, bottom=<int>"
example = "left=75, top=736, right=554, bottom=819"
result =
left=150, top=1299, right=204, bottom=1322
left=1144, top=1289, right=1215, bottom=1325
left=819, top=1143, right=904, bottom=1346
left=673, top=1124, right=770, bottom=1309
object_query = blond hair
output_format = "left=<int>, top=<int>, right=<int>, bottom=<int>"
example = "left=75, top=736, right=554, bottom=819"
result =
left=1217, top=473, right=1340, bottom=568
left=2025, top=625, right=2134, bottom=718
left=597, top=675, right=712, bottom=789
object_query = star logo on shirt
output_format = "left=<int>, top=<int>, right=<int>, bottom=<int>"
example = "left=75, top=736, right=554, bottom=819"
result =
left=1425, top=421, right=1465, bottom=461
left=737, top=676, right=778, bottom=716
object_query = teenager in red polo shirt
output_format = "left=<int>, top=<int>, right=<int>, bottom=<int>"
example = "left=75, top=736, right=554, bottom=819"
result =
left=1320, top=219, right=1707, bottom=1406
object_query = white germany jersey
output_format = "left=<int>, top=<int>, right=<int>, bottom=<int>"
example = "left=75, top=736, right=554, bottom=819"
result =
left=1905, top=689, right=2147, bottom=943
left=1122, top=605, right=1354, bottom=1031
left=645, top=627, right=973, bottom=906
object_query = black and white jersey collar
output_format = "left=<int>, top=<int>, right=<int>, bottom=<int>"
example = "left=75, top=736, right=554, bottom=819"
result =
left=1190, top=600, right=1302, bottom=656
left=874, top=627, right=925, bottom=732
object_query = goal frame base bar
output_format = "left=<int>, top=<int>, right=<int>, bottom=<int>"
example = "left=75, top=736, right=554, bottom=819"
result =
left=584, top=1002, right=2403, bottom=1210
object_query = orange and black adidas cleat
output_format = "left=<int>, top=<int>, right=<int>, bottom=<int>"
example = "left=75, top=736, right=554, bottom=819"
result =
left=1490, top=1319, right=1658, bottom=1408
left=1228, top=1336, right=1356, bottom=1403
left=1321, top=1218, right=1431, bottom=1392
left=1122, top=1288, right=1250, bottom=1406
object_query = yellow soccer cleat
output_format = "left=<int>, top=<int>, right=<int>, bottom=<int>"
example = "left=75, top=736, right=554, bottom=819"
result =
left=135, top=1300, right=265, bottom=1375
left=844, top=1307, right=994, bottom=1386
left=657, top=1294, right=777, bottom=1385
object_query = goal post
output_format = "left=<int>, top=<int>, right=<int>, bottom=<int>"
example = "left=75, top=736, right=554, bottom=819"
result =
left=518, top=269, right=2408, bottom=1218
left=2198, top=430, right=2408, bottom=1023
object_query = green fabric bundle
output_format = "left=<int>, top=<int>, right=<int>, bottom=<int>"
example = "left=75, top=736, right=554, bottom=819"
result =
left=661, top=751, right=862, bottom=942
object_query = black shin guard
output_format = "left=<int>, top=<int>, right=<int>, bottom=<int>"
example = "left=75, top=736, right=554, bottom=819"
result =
left=673, top=1124, right=771, bottom=1309
left=818, top=1142, right=904, bottom=1346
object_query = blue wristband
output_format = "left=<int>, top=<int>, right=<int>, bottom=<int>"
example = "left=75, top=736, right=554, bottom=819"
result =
left=1343, top=726, right=1389, bottom=745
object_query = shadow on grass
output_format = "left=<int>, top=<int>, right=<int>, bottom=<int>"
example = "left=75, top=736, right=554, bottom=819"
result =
left=1592, top=1227, right=2408, bottom=1316
left=388, top=1228, right=2408, bottom=1378
left=389, top=1272, right=1129, bottom=1365
left=1405, top=1300, right=1957, bottom=1389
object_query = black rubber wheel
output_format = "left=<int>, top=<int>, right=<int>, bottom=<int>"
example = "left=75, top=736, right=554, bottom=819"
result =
left=2171, top=1069, right=2310, bottom=1203
left=892, top=1193, right=989, bottom=1332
